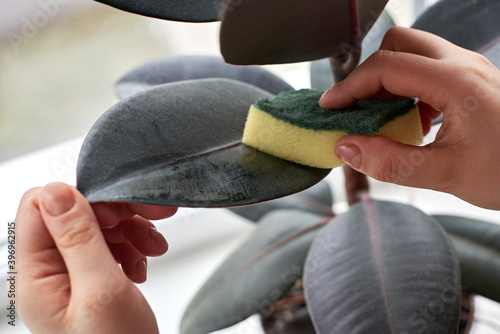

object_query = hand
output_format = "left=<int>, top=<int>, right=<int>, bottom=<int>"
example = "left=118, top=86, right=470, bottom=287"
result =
left=16, top=183, right=177, bottom=334
left=320, top=26, right=500, bottom=210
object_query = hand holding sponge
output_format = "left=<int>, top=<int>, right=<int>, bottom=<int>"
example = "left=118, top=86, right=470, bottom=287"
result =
left=242, top=89, right=423, bottom=169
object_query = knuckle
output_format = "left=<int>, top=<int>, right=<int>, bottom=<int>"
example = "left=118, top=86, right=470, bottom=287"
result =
left=384, top=26, right=403, bottom=40
left=370, top=49, right=396, bottom=68
left=378, top=160, right=399, bottom=184
left=365, top=149, right=399, bottom=183
left=56, top=218, right=96, bottom=249
left=431, top=163, right=459, bottom=193
left=20, top=187, right=42, bottom=206
left=472, top=52, right=493, bottom=68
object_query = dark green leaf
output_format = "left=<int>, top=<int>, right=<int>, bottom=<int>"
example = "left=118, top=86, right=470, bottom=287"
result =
left=412, top=0, right=500, bottom=53
left=77, top=79, right=330, bottom=207
left=448, top=234, right=500, bottom=303
left=94, top=0, right=224, bottom=22
left=304, top=200, right=460, bottom=334
left=432, top=215, right=500, bottom=252
left=115, top=56, right=294, bottom=100
left=229, top=181, right=333, bottom=222
left=311, top=11, right=395, bottom=91
left=220, top=0, right=389, bottom=65
left=180, top=210, right=329, bottom=334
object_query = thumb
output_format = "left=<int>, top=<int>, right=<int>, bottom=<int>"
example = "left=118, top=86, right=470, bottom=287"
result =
left=39, top=183, right=121, bottom=292
left=335, top=135, right=455, bottom=191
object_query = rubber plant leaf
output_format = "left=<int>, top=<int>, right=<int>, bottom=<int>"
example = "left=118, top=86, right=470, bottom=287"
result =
left=115, top=56, right=294, bottom=100
left=76, top=79, right=330, bottom=207
left=448, top=234, right=500, bottom=303
left=311, top=11, right=395, bottom=91
left=229, top=181, right=333, bottom=222
left=220, top=0, right=389, bottom=65
left=304, top=199, right=460, bottom=334
left=94, top=0, right=225, bottom=22
left=432, top=215, right=500, bottom=252
left=180, top=210, right=329, bottom=334
left=412, top=0, right=500, bottom=53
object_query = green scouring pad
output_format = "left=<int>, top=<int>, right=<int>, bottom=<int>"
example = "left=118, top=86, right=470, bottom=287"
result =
left=242, top=89, right=423, bottom=168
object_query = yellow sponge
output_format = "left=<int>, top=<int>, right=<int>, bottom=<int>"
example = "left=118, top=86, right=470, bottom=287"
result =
left=242, top=89, right=423, bottom=169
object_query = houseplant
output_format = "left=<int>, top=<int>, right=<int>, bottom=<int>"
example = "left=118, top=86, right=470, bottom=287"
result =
left=76, top=0, right=500, bottom=332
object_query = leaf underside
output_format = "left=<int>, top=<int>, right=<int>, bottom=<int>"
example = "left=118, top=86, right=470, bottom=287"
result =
left=115, top=56, right=294, bottom=100
left=95, top=0, right=224, bottom=22
left=180, top=210, right=329, bottom=334
left=220, top=0, right=389, bottom=65
left=229, top=180, right=333, bottom=222
left=310, top=11, right=395, bottom=91
left=76, top=79, right=330, bottom=207
left=304, top=199, right=460, bottom=334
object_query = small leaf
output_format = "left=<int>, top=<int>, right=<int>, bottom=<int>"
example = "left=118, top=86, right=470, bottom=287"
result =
left=229, top=181, right=333, bottom=222
left=94, top=0, right=224, bottom=22
left=310, top=11, right=395, bottom=91
left=448, top=234, right=500, bottom=303
left=115, top=56, right=294, bottom=100
left=76, top=79, right=330, bottom=207
left=220, top=0, right=389, bottom=65
left=180, top=210, right=329, bottom=334
left=432, top=215, right=500, bottom=252
left=304, top=199, right=460, bottom=334
left=412, top=0, right=500, bottom=52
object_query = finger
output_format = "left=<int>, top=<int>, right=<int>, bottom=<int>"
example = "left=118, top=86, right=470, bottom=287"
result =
left=320, top=50, right=452, bottom=111
left=92, top=202, right=178, bottom=229
left=16, top=188, right=68, bottom=278
left=107, top=242, right=147, bottom=284
left=102, top=216, right=168, bottom=257
left=38, top=183, right=119, bottom=292
left=334, top=136, right=457, bottom=192
left=16, top=187, right=69, bottom=313
left=379, top=26, right=455, bottom=59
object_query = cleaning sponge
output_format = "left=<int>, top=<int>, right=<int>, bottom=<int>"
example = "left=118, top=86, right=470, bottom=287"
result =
left=242, top=89, right=423, bottom=168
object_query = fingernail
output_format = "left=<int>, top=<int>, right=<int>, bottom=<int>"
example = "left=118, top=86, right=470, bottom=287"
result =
left=149, top=227, right=168, bottom=247
left=136, top=259, right=147, bottom=281
left=320, top=89, right=330, bottom=102
left=41, top=183, right=76, bottom=216
left=336, top=144, right=362, bottom=169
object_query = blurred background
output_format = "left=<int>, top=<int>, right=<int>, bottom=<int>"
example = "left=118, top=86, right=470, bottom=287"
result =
left=5, top=1, right=500, bottom=334
left=0, top=0, right=436, bottom=162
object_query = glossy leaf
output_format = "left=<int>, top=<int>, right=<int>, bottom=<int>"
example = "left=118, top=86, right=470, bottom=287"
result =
left=115, top=56, right=294, bottom=100
left=180, top=210, right=329, bottom=334
left=304, top=200, right=460, bottom=334
left=310, top=11, right=395, bottom=91
left=94, top=0, right=224, bottom=22
left=220, top=0, right=389, bottom=65
left=229, top=181, right=333, bottom=222
left=432, top=215, right=500, bottom=252
left=412, top=0, right=500, bottom=52
left=77, top=79, right=330, bottom=207
left=448, top=234, right=500, bottom=303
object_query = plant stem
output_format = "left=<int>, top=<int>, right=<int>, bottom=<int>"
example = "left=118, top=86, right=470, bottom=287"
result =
left=343, top=165, right=370, bottom=206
